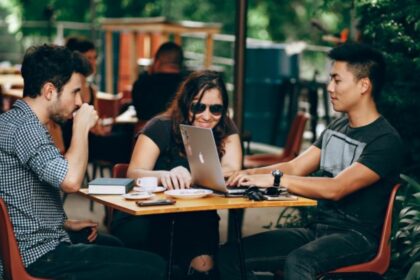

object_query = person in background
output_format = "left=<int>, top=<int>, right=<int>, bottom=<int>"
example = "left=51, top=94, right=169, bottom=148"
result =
left=111, top=70, right=242, bottom=279
left=132, top=41, right=185, bottom=122
left=219, top=43, right=403, bottom=280
left=64, top=36, right=132, bottom=164
left=64, top=36, right=111, bottom=139
left=65, top=36, right=98, bottom=104
left=0, top=44, right=165, bottom=279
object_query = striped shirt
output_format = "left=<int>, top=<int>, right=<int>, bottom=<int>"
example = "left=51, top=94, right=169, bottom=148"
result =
left=0, top=100, right=70, bottom=278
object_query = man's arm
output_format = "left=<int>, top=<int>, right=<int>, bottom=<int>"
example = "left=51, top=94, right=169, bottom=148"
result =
left=233, top=146, right=380, bottom=200
left=283, top=162, right=380, bottom=200
left=227, top=146, right=321, bottom=186
left=61, top=104, right=98, bottom=193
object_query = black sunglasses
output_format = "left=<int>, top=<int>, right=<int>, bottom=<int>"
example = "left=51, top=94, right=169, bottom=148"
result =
left=191, top=102, right=224, bottom=116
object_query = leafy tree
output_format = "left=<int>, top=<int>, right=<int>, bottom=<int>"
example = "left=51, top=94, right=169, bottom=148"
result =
left=355, top=0, right=420, bottom=171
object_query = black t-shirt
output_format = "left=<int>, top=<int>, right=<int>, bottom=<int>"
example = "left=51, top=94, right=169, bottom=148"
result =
left=141, top=116, right=239, bottom=171
left=132, top=72, right=184, bottom=121
left=313, top=116, right=403, bottom=239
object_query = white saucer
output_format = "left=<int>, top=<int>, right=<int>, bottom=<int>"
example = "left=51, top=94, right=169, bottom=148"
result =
left=133, top=186, right=167, bottom=193
left=122, top=192, right=155, bottom=200
left=164, top=189, right=213, bottom=199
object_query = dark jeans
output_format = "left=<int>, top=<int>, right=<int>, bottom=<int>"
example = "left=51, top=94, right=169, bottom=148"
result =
left=218, top=223, right=378, bottom=280
left=67, top=228, right=124, bottom=247
left=111, top=211, right=220, bottom=273
left=27, top=243, right=166, bottom=280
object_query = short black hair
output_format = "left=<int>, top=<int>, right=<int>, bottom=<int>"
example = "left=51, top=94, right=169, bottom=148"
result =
left=65, top=36, right=96, bottom=53
left=328, top=43, right=386, bottom=102
left=21, top=44, right=78, bottom=98
left=155, top=42, right=184, bottom=67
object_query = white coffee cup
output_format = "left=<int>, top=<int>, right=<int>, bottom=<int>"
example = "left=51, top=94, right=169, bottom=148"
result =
left=136, top=177, right=158, bottom=191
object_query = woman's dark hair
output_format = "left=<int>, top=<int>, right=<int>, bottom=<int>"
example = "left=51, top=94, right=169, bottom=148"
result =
left=165, top=70, right=230, bottom=158
left=21, top=44, right=78, bottom=98
left=65, top=36, right=96, bottom=53
left=72, top=51, right=93, bottom=77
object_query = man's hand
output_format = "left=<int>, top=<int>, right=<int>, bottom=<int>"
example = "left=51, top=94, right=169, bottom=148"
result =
left=64, top=219, right=98, bottom=243
left=160, top=166, right=192, bottom=189
left=73, top=103, right=99, bottom=132
left=232, top=174, right=273, bottom=188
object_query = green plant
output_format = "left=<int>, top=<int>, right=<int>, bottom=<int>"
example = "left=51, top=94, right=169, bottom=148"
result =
left=405, top=261, right=420, bottom=280
left=386, top=174, right=420, bottom=280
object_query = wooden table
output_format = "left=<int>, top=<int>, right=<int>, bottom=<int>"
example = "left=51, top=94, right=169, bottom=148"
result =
left=115, top=109, right=138, bottom=124
left=3, top=88, right=23, bottom=99
left=0, top=74, right=23, bottom=88
left=77, top=189, right=316, bottom=215
left=78, top=189, right=316, bottom=280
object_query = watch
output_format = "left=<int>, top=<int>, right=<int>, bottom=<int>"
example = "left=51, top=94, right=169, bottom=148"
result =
left=272, top=169, right=283, bottom=187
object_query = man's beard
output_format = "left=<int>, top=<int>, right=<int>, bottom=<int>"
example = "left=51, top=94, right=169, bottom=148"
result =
left=50, top=113, right=69, bottom=125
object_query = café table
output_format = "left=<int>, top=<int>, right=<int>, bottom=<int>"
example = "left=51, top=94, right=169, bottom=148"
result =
left=115, top=108, right=138, bottom=124
left=3, top=88, right=23, bottom=99
left=77, top=189, right=317, bottom=280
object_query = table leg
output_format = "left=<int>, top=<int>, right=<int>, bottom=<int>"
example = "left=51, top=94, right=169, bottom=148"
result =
left=228, top=208, right=244, bottom=243
left=167, top=216, right=175, bottom=280
left=232, top=209, right=247, bottom=280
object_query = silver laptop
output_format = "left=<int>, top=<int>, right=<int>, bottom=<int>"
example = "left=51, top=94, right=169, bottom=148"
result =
left=180, top=124, right=247, bottom=195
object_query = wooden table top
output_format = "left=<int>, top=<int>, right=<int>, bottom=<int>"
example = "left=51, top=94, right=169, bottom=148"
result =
left=2, top=88, right=23, bottom=98
left=115, top=110, right=138, bottom=124
left=78, top=189, right=317, bottom=216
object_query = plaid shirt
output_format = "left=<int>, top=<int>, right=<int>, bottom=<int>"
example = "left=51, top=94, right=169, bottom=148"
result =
left=0, top=100, right=70, bottom=278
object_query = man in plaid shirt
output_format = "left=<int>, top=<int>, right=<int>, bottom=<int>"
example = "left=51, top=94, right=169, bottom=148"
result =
left=0, top=44, right=165, bottom=280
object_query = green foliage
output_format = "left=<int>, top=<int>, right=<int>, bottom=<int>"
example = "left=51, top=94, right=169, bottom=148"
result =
left=387, top=174, right=420, bottom=279
left=355, top=0, right=420, bottom=170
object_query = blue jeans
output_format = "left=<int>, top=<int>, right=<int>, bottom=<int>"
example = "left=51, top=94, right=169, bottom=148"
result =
left=27, top=243, right=166, bottom=280
left=218, top=223, right=377, bottom=280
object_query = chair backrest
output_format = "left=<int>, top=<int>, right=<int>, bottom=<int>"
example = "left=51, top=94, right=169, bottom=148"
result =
left=283, top=112, right=309, bottom=158
left=332, top=183, right=401, bottom=275
left=105, top=163, right=130, bottom=230
left=113, top=163, right=129, bottom=178
left=46, top=122, right=65, bottom=155
left=0, top=198, right=50, bottom=280
left=95, top=94, right=122, bottom=119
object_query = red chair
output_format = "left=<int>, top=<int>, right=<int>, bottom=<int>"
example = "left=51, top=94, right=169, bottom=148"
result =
left=95, top=93, right=122, bottom=119
left=321, top=183, right=401, bottom=279
left=104, top=163, right=130, bottom=230
left=0, top=198, right=50, bottom=280
left=113, top=163, right=129, bottom=178
left=244, top=112, right=309, bottom=168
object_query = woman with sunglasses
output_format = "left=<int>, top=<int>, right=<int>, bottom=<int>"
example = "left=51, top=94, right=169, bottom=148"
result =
left=110, top=70, right=242, bottom=279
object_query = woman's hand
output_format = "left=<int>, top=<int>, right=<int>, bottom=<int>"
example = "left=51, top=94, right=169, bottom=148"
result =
left=64, top=219, right=98, bottom=243
left=160, top=166, right=192, bottom=189
left=226, top=169, right=252, bottom=186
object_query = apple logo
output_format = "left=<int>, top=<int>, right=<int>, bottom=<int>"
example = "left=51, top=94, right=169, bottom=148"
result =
left=198, top=152, right=205, bottom=164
